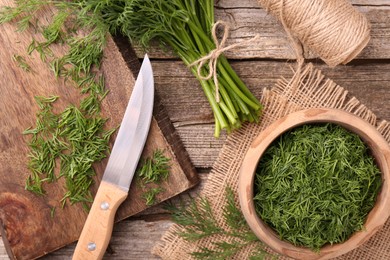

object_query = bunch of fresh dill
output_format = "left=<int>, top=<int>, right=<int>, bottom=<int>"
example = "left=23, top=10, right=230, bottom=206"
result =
left=254, top=123, right=382, bottom=250
left=166, top=187, right=277, bottom=259
left=100, top=0, right=263, bottom=137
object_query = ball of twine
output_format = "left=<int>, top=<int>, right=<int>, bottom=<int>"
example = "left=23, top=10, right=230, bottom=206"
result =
left=258, top=0, right=371, bottom=67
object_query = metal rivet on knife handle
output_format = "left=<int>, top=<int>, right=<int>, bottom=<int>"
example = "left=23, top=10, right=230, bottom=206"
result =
left=100, top=202, right=110, bottom=210
left=87, top=242, right=96, bottom=251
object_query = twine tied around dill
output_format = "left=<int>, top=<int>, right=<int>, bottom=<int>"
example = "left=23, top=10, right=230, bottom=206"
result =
left=189, top=20, right=260, bottom=102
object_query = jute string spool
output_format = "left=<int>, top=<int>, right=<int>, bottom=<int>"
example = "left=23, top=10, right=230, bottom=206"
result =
left=258, top=0, right=371, bottom=67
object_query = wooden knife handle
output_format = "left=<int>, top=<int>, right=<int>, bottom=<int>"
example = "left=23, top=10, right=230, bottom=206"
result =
left=72, top=181, right=128, bottom=260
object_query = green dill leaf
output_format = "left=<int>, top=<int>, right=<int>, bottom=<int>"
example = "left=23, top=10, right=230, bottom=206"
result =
left=41, top=11, right=69, bottom=44
left=12, top=54, right=32, bottom=72
left=34, top=95, right=59, bottom=109
left=50, top=206, right=56, bottom=218
left=137, top=149, right=171, bottom=184
left=2, top=0, right=117, bottom=212
left=175, top=197, right=223, bottom=241
left=223, top=186, right=247, bottom=230
left=142, top=187, right=165, bottom=206
left=24, top=94, right=114, bottom=210
left=136, top=149, right=171, bottom=206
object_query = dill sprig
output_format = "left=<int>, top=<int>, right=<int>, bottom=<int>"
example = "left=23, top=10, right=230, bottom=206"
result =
left=142, top=187, right=165, bottom=206
left=166, top=187, right=277, bottom=259
left=254, top=123, right=382, bottom=250
left=1, top=0, right=110, bottom=79
left=137, top=149, right=170, bottom=184
left=137, top=149, right=171, bottom=206
left=12, top=54, right=32, bottom=72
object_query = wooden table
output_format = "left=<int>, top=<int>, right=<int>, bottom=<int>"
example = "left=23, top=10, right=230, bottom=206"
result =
left=1, top=0, right=390, bottom=259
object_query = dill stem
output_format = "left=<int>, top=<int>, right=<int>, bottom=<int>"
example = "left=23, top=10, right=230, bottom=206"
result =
left=214, top=114, right=221, bottom=138
left=217, top=62, right=260, bottom=111
left=218, top=83, right=238, bottom=120
left=177, top=8, right=261, bottom=126
left=220, top=56, right=261, bottom=106
left=219, top=76, right=250, bottom=115
left=186, top=20, right=214, bottom=48
left=196, top=74, right=229, bottom=130
left=172, top=37, right=232, bottom=130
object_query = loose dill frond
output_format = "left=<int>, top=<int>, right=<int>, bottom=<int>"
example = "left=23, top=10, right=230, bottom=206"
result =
left=165, top=187, right=276, bottom=259
left=50, top=206, right=56, bottom=218
left=12, top=54, right=32, bottom=72
left=41, top=10, right=69, bottom=45
left=0, top=0, right=49, bottom=30
left=137, top=149, right=171, bottom=206
left=142, top=187, right=165, bottom=206
left=254, top=123, right=382, bottom=250
left=137, top=149, right=170, bottom=184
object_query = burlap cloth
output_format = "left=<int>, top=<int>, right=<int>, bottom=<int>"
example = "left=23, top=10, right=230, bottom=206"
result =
left=152, top=63, right=390, bottom=259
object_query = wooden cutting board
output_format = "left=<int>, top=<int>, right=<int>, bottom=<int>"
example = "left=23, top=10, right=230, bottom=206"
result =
left=0, top=3, right=198, bottom=260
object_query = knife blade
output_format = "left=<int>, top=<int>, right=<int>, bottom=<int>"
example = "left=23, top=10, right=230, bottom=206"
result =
left=72, top=54, right=154, bottom=260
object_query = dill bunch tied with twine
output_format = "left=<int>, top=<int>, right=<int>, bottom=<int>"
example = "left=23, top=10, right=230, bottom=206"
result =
left=97, top=0, right=263, bottom=137
left=254, top=123, right=382, bottom=250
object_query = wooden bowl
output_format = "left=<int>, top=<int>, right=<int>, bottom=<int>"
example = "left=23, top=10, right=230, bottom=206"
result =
left=238, top=108, right=390, bottom=260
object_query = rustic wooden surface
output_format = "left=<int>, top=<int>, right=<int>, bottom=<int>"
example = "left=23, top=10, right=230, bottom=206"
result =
left=1, top=0, right=390, bottom=259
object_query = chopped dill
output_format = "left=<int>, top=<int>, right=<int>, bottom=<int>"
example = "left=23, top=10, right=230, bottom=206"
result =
left=142, top=187, right=165, bottom=206
left=12, top=54, right=32, bottom=72
left=24, top=98, right=115, bottom=210
left=166, top=187, right=277, bottom=259
left=50, top=206, right=56, bottom=218
left=1, top=1, right=115, bottom=210
left=254, top=123, right=382, bottom=250
left=137, top=149, right=171, bottom=206
left=137, top=149, right=170, bottom=184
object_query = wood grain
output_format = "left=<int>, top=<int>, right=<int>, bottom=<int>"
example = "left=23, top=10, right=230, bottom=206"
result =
left=73, top=181, right=128, bottom=260
left=133, top=0, right=390, bottom=60
left=40, top=219, right=173, bottom=260
left=1, top=0, right=390, bottom=259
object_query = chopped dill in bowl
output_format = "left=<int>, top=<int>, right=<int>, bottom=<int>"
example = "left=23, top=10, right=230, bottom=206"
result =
left=253, top=123, right=382, bottom=250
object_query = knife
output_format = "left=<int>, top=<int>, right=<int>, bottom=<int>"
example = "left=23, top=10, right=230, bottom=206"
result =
left=72, top=54, right=154, bottom=260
